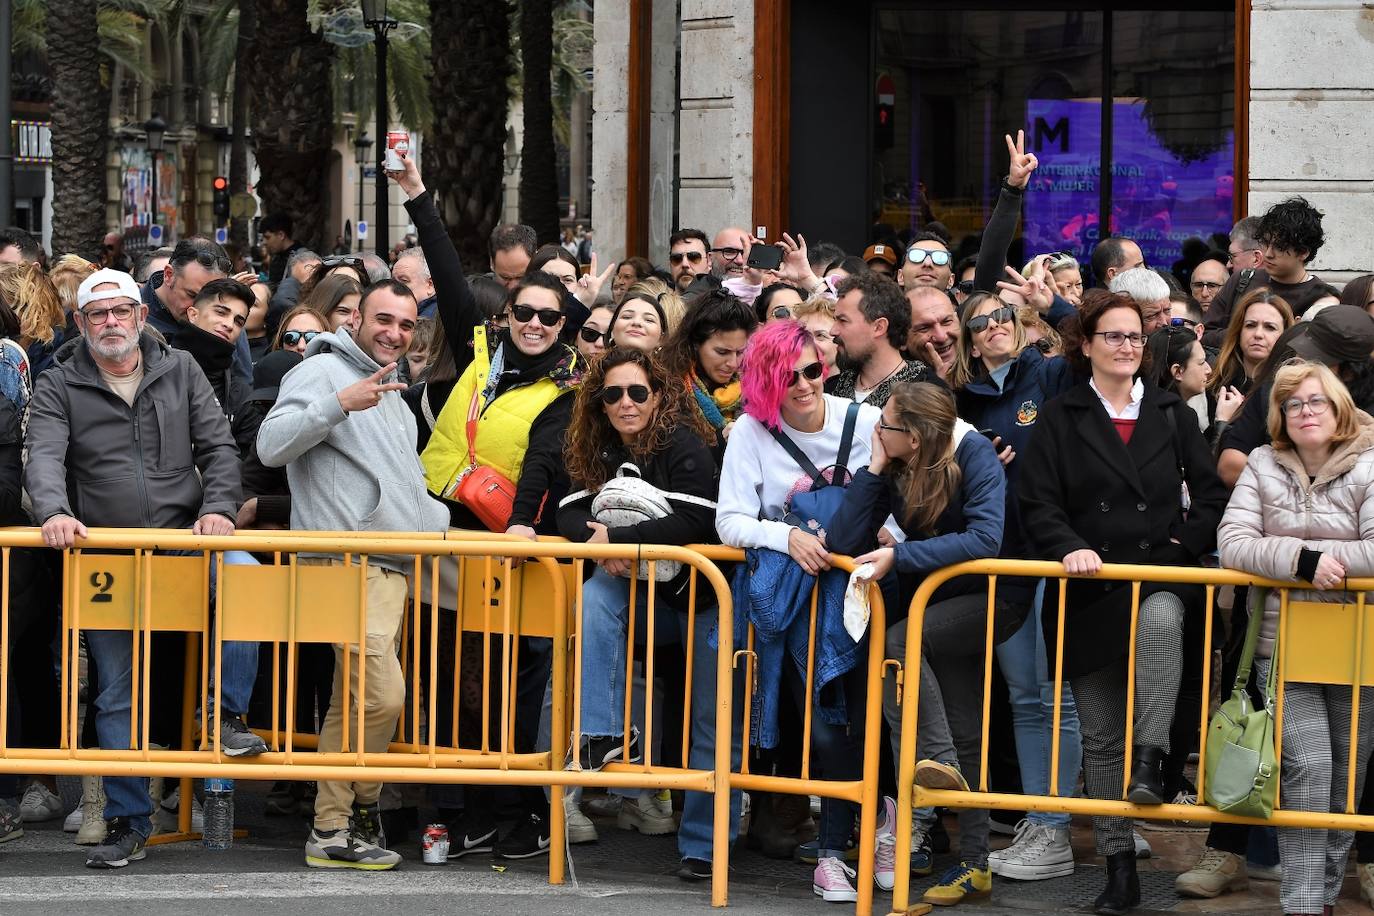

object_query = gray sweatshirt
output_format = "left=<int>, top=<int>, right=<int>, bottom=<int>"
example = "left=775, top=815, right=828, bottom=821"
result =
left=256, top=329, right=449, bottom=571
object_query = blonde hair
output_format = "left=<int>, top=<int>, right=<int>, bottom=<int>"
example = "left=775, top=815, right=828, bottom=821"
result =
left=0, top=262, right=64, bottom=345
left=793, top=296, right=835, bottom=323
left=1267, top=361, right=1359, bottom=450
left=624, top=277, right=685, bottom=336
left=950, top=292, right=1029, bottom=390
left=49, top=254, right=98, bottom=314
left=1018, top=305, right=1060, bottom=354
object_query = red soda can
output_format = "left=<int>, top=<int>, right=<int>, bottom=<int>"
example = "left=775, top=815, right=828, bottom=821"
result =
left=385, top=131, right=410, bottom=171
left=421, top=823, right=449, bottom=864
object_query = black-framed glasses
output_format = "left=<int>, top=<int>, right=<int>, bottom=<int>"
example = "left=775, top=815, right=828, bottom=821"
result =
left=282, top=329, right=320, bottom=348
left=787, top=361, right=824, bottom=386
left=1189, top=280, right=1223, bottom=293
left=905, top=248, right=951, bottom=267
left=709, top=246, right=744, bottom=261
left=967, top=306, right=1017, bottom=334
left=578, top=325, right=605, bottom=344
left=955, top=280, right=975, bottom=295
left=1093, top=330, right=1146, bottom=348
left=877, top=422, right=906, bottom=434
left=1282, top=395, right=1331, bottom=418
left=510, top=304, right=564, bottom=327
left=601, top=384, right=651, bottom=405
left=182, top=249, right=233, bottom=275
left=669, top=251, right=704, bottom=265
left=1032, top=338, right=1054, bottom=354
left=80, top=303, right=136, bottom=324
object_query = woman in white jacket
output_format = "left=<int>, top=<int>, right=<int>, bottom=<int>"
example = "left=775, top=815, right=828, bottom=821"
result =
left=1218, top=361, right=1374, bottom=916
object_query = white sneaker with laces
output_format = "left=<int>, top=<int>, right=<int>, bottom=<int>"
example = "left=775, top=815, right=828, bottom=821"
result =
left=1133, top=830, right=1152, bottom=859
left=563, top=793, right=598, bottom=844
left=873, top=796, right=897, bottom=890
left=988, top=820, right=1074, bottom=880
left=813, top=855, right=859, bottom=902
left=19, top=783, right=63, bottom=822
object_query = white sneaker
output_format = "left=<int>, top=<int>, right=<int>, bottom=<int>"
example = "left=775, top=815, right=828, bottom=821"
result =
left=563, top=793, right=598, bottom=844
left=988, top=820, right=1074, bottom=880
left=75, top=776, right=107, bottom=845
left=63, top=806, right=84, bottom=832
left=1133, top=830, right=1152, bottom=859
left=19, top=783, right=62, bottom=822
left=617, top=790, right=675, bottom=835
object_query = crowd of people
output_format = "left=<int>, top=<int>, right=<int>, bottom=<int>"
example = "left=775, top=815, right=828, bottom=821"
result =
left=0, top=133, right=1372, bottom=916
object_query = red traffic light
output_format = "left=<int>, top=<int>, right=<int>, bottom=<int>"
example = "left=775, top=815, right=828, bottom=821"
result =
left=213, top=176, right=228, bottom=191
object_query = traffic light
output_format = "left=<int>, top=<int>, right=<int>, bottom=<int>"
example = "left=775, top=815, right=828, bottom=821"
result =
left=213, top=176, right=230, bottom=224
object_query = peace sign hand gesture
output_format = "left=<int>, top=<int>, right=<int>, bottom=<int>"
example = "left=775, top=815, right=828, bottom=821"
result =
left=1005, top=130, right=1039, bottom=189
left=575, top=253, right=617, bottom=306
left=338, top=362, right=408, bottom=414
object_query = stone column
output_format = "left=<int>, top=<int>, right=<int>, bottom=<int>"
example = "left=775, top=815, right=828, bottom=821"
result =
left=591, top=0, right=631, bottom=265
left=1248, top=1, right=1374, bottom=284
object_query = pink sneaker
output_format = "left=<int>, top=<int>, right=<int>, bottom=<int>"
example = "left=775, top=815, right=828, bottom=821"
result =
left=814, top=855, right=859, bottom=902
left=874, top=795, right=897, bottom=890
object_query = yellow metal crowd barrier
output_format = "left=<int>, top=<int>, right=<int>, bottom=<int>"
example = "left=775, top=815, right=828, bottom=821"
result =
left=888, top=559, right=1374, bottom=916
left=0, top=527, right=894, bottom=913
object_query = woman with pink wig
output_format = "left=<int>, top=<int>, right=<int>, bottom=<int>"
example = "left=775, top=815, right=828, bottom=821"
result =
left=715, top=319, right=885, bottom=903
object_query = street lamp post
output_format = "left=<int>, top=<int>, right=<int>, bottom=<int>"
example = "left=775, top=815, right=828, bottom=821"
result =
left=360, top=0, right=396, bottom=260
left=353, top=132, right=372, bottom=252
left=144, top=113, right=166, bottom=237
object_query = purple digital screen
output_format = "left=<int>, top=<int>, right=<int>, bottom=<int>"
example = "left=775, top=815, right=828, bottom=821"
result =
left=1022, top=99, right=1235, bottom=273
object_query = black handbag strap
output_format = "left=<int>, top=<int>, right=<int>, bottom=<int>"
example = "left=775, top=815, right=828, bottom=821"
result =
left=766, top=401, right=860, bottom=488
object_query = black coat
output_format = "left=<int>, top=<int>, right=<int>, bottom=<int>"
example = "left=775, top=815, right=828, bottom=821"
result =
left=1018, top=381, right=1227, bottom=678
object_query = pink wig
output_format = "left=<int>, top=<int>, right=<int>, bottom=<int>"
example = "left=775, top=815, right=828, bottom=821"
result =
left=739, top=319, right=826, bottom=430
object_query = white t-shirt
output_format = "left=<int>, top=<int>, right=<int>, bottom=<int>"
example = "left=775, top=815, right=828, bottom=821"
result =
left=716, top=394, right=880, bottom=554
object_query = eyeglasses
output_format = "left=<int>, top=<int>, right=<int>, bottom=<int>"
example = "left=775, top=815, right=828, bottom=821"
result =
left=669, top=251, right=704, bottom=265
left=877, top=422, right=906, bottom=434
left=578, top=325, right=605, bottom=344
left=1169, top=316, right=1199, bottom=330
left=282, top=329, right=320, bottom=347
left=1093, top=330, right=1146, bottom=348
left=905, top=248, right=951, bottom=267
left=1032, top=338, right=1054, bottom=354
left=770, top=306, right=792, bottom=320
left=180, top=249, right=234, bottom=275
left=510, top=304, right=564, bottom=327
left=788, top=361, right=824, bottom=386
left=1282, top=394, right=1331, bottom=418
left=967, top=306, right=1017, bottom=334
left=601, top=384, right=651, bottom=405
left=709, top=247, right=744, bottom=261
left=1226, top=247, right=1260, bottom=264
left=80, top=303, right=137, bottom=324
left=1190, top=280, right=1223, bottom=293
left=322, top=255, right=365, bottom=272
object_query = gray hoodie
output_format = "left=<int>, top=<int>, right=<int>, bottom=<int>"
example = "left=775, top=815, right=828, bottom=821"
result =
left=256, top=329, right=449, bottom=571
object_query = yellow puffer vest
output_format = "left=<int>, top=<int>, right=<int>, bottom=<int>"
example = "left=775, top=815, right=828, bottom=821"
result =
left=421, top=327, right=574, bottom=499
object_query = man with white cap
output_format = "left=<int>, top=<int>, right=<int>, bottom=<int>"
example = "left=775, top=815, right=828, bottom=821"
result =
left=25, top=268, right=259, bottom=870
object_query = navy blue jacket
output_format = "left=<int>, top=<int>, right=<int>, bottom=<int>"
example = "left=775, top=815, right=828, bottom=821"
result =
left=830, top=421, right=1018, bottom=619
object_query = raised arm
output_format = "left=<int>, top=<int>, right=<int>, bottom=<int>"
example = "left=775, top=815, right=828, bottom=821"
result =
left=974, top=131, right=1037, bottom=293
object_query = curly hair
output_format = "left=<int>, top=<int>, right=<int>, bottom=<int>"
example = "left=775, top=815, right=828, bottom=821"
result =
left=49, top=254, right=98, bottom=315
left=1060, top=289, right=1145, bottom=376
left=0, top=262, right=63, bottom=345
left=739, top=319, right=825, bottom=431
left=1257, top=196, right=1325, bottom=264
left=563, top=347, right=716, bottom=490
left=1207, top=288, right=1294, bottom=394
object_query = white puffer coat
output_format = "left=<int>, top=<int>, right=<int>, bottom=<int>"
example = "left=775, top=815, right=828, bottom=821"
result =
left=1218, top=410, right=1374, bottom=658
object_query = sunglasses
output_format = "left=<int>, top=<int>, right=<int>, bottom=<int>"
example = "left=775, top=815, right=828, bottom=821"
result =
left=905, top=248, right=951, bottom=267
left=322, top=255, right=365, bottom=272
left=578, top=325, right=605, bottom=344
left=967, top=306, right=1017, bottom=333
left=1169, top=316, right=1199, bottom=329
left=601, top=384, right=652, bottom=405
left=669, top=251, right=704, bottom=265
left=955, top=280, right=975, bottom=295
left=771, top=306, right=792, bottom=320
left=184, top=249, right=234, bottom=275
left=1032, top=337, right=1054, bottom=354
left=788, top=361, right=824, bottom=386
left=282, top=329, right=320, bottom=347
left=510, top=303, right=564, bottom=327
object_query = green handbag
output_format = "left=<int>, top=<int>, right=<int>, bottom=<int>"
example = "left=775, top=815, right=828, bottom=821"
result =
left=1203, top=587, right=1279, bottom=818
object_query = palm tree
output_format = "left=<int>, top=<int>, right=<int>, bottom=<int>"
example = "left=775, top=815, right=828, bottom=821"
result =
left=248, top=0, right=334, bottom=250
left=47, top=0, right=108, bottom=261
left=517, top=0, right=557, bottom=245
left=426, top=0, right=512, bottom=269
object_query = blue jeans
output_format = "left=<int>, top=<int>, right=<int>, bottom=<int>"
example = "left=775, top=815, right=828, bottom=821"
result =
left=86, top=629, right=155, bottom=837
left=994, top=580, right=1082, bottom=828
left=576, top=570, right=678, bottom=737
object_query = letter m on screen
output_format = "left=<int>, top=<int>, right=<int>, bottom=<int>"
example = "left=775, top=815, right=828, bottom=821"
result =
left=1034, top=116, right=1070, bottom=153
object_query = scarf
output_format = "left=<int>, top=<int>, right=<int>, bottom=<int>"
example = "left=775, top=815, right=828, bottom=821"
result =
left=689, top=370, right=742, bottom=430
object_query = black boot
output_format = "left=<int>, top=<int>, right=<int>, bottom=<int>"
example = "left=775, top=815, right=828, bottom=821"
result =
left=1093, top=850, right=1141, bottom=915
left=1126, top=745, right=1165, bottom=805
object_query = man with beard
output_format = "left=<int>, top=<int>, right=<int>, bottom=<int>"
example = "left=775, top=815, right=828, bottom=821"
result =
left=827, top=272, right=932, bottom=407
left=25, top=269, right=250, bottom=870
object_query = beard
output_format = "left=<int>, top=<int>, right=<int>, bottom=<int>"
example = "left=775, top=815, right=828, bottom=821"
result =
left=835, top=345, right=866, bottom=375
left=86, top=320, right=141, bottom=362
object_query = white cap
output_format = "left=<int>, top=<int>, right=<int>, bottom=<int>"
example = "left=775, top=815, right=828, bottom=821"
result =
left=77, top=269, right=143, bottom=310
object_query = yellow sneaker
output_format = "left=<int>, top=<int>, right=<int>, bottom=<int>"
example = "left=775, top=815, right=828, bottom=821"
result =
left=922, top=861, right=992, bottom=906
